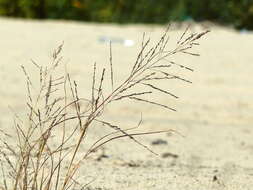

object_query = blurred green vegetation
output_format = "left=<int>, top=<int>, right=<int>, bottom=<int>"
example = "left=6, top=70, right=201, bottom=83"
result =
left=0, top=0, right=252, bottom=30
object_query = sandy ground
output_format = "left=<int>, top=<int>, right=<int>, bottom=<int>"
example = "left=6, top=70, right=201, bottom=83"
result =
left=0, top=17, right=253, bottom=189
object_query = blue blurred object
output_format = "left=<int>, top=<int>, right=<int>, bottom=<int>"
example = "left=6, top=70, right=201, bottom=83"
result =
left=239, top=29, right=249, bottom=34
left=98, top=36, right=134, bottom=47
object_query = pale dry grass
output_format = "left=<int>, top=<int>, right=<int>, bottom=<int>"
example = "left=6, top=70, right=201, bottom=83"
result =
left=0, top=25, right=208, bottom=190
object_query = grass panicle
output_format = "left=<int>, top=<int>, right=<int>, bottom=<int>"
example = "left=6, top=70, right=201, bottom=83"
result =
left=0, top=26, right=208, bottom=190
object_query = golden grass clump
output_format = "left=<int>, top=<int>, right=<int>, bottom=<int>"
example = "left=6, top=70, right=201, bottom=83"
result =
left=0, top=25, right=209, bottom=190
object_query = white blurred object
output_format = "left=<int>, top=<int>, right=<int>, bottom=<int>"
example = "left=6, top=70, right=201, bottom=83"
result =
left=123, top=39, right=134, bottom=47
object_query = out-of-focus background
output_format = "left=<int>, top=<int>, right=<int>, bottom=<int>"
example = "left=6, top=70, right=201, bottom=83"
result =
left=0, top=0, right=252, bottom=30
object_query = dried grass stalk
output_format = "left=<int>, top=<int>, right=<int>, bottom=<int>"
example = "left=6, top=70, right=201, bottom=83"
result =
left=0, top=26, right=209, bottom=190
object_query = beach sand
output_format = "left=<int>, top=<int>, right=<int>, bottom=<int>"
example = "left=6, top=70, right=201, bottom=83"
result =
left=0, top=18, right=252, bottom=189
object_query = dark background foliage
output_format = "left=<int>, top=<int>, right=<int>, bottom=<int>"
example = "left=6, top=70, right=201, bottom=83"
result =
left=0, top=0, right=252, bottom=30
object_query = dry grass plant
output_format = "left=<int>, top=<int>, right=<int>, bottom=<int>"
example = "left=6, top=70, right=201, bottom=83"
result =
left=0, top=25, right=209, bottom=190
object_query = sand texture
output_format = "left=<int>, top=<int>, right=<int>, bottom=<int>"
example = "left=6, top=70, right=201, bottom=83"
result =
left=0, top=18, right=252, bottom=189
